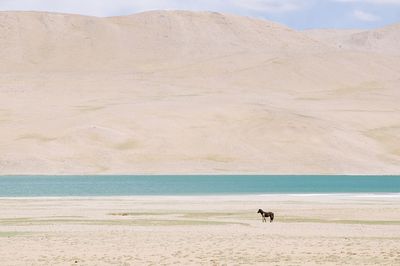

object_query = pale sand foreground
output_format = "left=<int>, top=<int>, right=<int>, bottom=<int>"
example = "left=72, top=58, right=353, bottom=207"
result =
left=0, top=195, right=399, bottom=265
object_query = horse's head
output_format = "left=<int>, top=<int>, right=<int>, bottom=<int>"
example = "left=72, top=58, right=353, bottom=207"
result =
left=257, top=209, right=263, bottom=213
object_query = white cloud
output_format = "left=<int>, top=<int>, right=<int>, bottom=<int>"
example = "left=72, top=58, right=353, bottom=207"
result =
left=353, top=10, right=381, bottom=21
left=335, top=0, right=400, bottom=4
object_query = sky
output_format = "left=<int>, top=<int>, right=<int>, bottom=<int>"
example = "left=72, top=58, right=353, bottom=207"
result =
left=0, top=0, right=399, bottom=29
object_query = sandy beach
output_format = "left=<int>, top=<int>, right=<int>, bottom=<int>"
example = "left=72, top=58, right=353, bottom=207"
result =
left=0, top=195, right=399, bottom=265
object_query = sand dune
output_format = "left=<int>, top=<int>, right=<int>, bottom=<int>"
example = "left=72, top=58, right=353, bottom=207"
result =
left=0, top=11, right=399, bottom=174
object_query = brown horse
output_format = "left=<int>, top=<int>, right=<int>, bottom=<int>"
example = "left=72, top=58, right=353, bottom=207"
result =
left=257, top=209, right=274, bottom=223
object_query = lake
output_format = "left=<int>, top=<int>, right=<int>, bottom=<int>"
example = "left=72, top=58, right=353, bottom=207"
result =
left=0, top=175, right=399, bottom=197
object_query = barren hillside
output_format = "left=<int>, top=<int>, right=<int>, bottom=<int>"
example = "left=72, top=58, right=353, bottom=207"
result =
left=305, top=24, right=400, bottom=55
left=0, top=11, right=399, bottom=174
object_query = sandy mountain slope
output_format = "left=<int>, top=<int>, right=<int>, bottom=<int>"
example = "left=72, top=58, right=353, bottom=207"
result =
left=305, top=24, right=400, bottom=55
left=0, top=11, right=399, bottom=174
left=0, top=11, right=322, bottom=72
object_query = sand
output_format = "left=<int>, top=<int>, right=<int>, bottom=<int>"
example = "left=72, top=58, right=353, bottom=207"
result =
left=0, top=195, right=399, bottom=265
left=0, top=11, right=399, bottom=174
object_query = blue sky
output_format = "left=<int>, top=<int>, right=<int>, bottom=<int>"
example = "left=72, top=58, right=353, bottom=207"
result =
left=0, top=0, right=399, bottom=29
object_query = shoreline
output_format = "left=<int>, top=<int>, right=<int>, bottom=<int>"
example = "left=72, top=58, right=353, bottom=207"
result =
left=2, top=174, right=400, bottom=176
left=1, top=193, right=399, bottom=264
left=1, top=192, right=400, bottom=200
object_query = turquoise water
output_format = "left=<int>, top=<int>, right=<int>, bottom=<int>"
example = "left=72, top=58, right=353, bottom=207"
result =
left=0, top=175, right=399, bottom=197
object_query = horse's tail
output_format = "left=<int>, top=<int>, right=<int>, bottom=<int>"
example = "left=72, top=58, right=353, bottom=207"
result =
left=270, top=212, right=274, bottom=222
